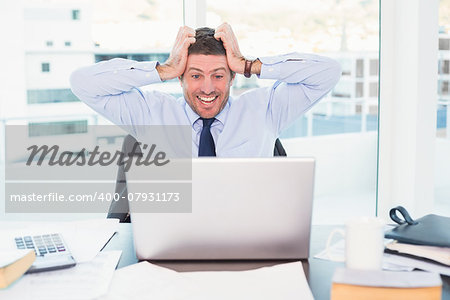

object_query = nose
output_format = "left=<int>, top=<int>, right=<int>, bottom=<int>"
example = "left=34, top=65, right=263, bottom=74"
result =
left=200, top=77, right=214, bottom=94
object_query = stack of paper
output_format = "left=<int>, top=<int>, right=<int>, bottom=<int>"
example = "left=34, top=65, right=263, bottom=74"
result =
left=385, top=240, right=450, bottom=266
left=331, top=268, right=442, bottom=300
left=315, top=239, right=450, bottom=275
left=100, top=261, right=313, bottom=300
left=0, top=251, right=121, bottom=300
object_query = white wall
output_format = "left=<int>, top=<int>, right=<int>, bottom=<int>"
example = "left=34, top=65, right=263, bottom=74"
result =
left=0, top=0, right=27, bottom=118
left=25, top=53, right=94, bottom=89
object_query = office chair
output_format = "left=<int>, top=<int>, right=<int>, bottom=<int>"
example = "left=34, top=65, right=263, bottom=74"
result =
left=107, top=134, right=287, bottom=222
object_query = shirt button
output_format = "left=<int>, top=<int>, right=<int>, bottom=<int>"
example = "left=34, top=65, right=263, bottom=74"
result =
left=145, top=73, right=150, bottom=77
left=269, top=68, right=274, bottom=72
left=113, top=70, right=118, bottom=74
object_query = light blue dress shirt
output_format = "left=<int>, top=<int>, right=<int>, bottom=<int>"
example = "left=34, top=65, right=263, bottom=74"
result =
left=70, top=53, right=341, bottom=157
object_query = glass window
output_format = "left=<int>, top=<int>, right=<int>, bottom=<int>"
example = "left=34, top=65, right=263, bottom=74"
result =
left=27, top=89, right=80, bottom=104
left=28, top=120, right=88, bottom=137
left=356, top=59, right=364, bottom=78
left=436, top=0, right=450, bottom=215
left=440, top=59, right=449, bottom=74
left=71, top=9, right=80, bottom=20
left=206, top=0, right=379, bottom=223
left=369, top=82, right=378, bottom=97
left=369, top=59, right=378, bottom=76
left=355, top=82, right=364, bottom=98
left=41, top=62, right=50, bottom=72
left=0, top=0, right=184, bottom=221
left=441, top=80, right=449, bottom=95
left=439, top=37, right=450, bottom=50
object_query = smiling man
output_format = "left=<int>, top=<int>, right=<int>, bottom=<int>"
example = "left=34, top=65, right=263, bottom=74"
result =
left=70, top=23, right=341, bottom=157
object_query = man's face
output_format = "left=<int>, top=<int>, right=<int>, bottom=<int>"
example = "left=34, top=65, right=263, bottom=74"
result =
left=180, top=54, right=234, bottom=119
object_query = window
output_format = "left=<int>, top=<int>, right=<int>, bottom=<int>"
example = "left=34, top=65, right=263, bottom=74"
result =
left=46, top=41, right=53, bottom=47
left=369, top=59, right=378, bottom=76
left=94, top=53, right=170, bottom=63
left=436, top=0, right=450, bottom=215
left=28, top=120, right=88, bottom=137
left=206, top=0, right=379, bottom=223
left=71, top=9, right=80, bottom=20
left=441, top=80, right=449, bottom=95
left=356, top=59, right=364, bottom=78
left=439, top=37, right=450, bottom=50
left=355, top=82, right=364, bottom=98
left=369, top=82, right=378, bottom=97
left=27, top=89, right=80, bottom=104
left=41, top=62, right=50, bottom=72
left=440, top=60, right=449, bottom=74
left=64, top=41, right=71, bottom=47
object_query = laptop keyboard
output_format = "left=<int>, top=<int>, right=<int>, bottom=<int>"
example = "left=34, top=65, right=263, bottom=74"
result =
left=15, top=233, right=67, bottom=257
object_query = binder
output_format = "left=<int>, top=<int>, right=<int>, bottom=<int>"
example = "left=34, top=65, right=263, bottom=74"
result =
left=384, top=206, right=450, bottom=247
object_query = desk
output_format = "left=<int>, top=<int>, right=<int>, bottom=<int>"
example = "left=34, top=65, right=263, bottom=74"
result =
left=103, top=224, right=450, bottom=300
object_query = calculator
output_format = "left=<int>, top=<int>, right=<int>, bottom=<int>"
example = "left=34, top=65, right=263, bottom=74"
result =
left=14, top=233, right=76, bottom=273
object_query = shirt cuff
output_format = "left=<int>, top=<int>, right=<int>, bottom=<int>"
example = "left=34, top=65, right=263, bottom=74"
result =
left=258, top=56, right=283, bottom=80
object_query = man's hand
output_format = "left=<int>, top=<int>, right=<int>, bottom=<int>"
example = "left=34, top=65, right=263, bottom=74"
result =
left=214, top=23, right=261, bottom=75
left=156, top=26, right=196, bottom=81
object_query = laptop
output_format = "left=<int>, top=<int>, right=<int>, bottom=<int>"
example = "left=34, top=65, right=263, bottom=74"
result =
left=127, top=157, right=315, bottom=260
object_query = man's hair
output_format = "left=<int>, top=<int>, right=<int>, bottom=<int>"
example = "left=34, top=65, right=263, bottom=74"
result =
left=188, top=27, right=226, bottom=56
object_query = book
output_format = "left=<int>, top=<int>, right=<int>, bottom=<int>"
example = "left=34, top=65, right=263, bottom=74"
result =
left=0, top=250, right=36, bottom=289
left=386, top=240, right=450, bottom=266
left=331, top=268, right=442, bottom=300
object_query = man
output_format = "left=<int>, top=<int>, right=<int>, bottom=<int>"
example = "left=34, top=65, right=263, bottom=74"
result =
left=70, top=23, right=341, bottom=157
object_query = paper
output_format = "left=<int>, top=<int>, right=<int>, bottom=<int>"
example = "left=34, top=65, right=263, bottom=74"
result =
left=383, top=253, right=450, bottom=276
left=0, top=219, right=119, bottom=263
left=101, top=261, right=313, bottom=300
left=0, top=251, right=121, bottom=300
left=386, top=241, right=450, bottom=266
left=99, top=262, right=195, bottom=300
left=60, top=218, right=119, bottom=262
left=184, top=261, right=313, bottom=300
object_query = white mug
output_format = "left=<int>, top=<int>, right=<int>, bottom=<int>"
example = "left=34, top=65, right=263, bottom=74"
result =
left=326, top=216, right=385, bottom=270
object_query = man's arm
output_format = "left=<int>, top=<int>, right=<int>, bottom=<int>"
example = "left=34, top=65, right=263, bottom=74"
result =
left=258, top=52, right=341, bottom=134
left=69, top=26, right=196, bottom=126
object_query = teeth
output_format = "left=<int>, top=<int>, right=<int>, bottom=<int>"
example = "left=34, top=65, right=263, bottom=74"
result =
left=198, top=96, right=216, bottom=103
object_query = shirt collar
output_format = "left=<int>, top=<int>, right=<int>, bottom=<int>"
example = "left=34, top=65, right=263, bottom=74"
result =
left=184, top=97, right=232, bottom=126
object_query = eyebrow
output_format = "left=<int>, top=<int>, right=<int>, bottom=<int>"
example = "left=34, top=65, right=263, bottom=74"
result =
left=187, top=67, right=227, bottom=73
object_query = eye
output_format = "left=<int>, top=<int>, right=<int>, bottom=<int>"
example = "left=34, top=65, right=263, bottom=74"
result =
left=214, top=75, right=224, bottom=79
left=191, top=74, right=200, bottom=79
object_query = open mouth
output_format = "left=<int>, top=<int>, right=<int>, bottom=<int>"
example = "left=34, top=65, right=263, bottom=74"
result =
left=197, top=95, right=218, bottom=105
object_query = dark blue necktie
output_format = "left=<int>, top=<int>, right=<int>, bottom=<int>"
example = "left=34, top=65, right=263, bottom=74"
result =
left=198, top=118, right=216, bottom=157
